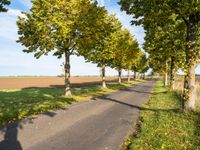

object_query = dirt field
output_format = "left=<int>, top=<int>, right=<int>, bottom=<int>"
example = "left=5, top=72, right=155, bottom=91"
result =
left=0, top=76, right=120, bottom=89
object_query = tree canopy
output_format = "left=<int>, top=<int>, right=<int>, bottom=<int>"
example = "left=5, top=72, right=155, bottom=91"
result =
left=0, top=0, right=10, bottom=12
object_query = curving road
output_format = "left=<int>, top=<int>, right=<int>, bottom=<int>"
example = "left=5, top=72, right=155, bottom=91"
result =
left=0, top=80, right=156, bottom=150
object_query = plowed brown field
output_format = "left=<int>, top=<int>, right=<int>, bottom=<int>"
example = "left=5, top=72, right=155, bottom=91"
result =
left=0, top=76, right=119, bottom=89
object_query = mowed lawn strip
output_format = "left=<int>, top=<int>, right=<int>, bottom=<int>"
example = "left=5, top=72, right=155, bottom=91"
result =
left=0, top=80, right=144, bottom=126
left=121, top=80, right=200, bottom=150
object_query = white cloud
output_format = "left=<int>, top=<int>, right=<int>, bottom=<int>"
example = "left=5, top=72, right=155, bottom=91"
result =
left=0, top=8, right=24, bottom=41
left=97, top=0, right=111, bottom=6
left=7, top=9, right=24, bottom=17
left=18, top=0, right=32, bottom=9
left=98, top=0, right=105, bottom=6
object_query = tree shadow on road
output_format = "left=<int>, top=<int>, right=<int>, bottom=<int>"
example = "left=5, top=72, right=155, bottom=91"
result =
left=93, top=96, right=180, bottom=113
left=120, top=88, right=154, bottom=94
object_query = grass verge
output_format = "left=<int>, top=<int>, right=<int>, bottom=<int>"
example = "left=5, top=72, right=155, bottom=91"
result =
left=0, top=80, right=143, bottom=126
left=121, top=80, right=200, bottom=150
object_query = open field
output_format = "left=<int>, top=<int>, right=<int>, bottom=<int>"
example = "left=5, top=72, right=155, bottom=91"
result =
left=0, top=76, right=120, bottom=89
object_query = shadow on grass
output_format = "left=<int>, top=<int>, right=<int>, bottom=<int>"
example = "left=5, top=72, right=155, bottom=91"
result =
left=49, top=79, right=122, bottom=88
left=107, top=83, right=127, bottom=90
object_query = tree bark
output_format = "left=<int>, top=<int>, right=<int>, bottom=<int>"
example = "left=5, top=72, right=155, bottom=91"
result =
left=64, top=50, right=71, bottom=96
left=128, top=70, right=131, bottom=82
left=143, top=73, right=145, bottom=80
left=183, top=14, right=199, bottom=111
left=137, top=73, right=140, bottom=80
left=101, top=64, right=107, bottom=88
left=140, top=73, right=143, bottom=79
left=170, top=56, right=175, bottom=90
left=164, top=59, right=168, bottom=86
left=164, top=72, right=168, bottom=87
left=118, top=69, right=122, bottom=84
left=134, top=71, right=137, bottom=80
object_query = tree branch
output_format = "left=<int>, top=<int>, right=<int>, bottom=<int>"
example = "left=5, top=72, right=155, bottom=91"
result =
left=169, top=4, right=189, bottom=26
left=69, top=43, right=77, bottom=54
left=182, top=16, right=189, bottom=26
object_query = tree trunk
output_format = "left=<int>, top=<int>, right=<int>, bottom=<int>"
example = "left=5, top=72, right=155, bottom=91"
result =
left=164, top=73, right=168, bottom=87
left=128, top=70, right=131, bottom=82
left=140, top=73, right=143, bottom=79
left=134, top=71, right=137, bottom=80
left=118, top=69, right=122, bottom=84
left=143, top=73, right=145, bottom=80
left=183, top=14, right=199, bottom=111
left=101, top=64, right=107, bottom=88
left=64, top=50, right=71, bottom=96
left=170, top=56, right=175, bottom=90
left=137, top=73, right=140, bottom=80
left=164, top=59, right=168, bottom=86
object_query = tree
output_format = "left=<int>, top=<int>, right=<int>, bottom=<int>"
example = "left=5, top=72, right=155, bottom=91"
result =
left=164, top=2, right=200, bottom=105
left=131, top=50, right=144, bottom=80
left=130, top=50, right=148, bottom=80
left=144, top=22, right=185, bottom=88
left=120, top=0, right=199, bottom=111
left=79, top=14, right=122, bottom=88
left=17, top=0, right=106, bottom=96
left=0, top=0, right=10, bottom=12
left=123, top=35, right=141, bottom=82
left=137, top=53, right=149, bottom=79
left=106, top=29, right=140, bottom=83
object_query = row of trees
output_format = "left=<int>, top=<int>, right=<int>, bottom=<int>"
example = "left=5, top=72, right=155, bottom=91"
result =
left=16, top=0, right=148, bottom=96
left=120, top=0, right=200, bottom=111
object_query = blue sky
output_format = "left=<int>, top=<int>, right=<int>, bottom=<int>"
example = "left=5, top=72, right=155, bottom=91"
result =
left=0, top=0, right=199, bottom=76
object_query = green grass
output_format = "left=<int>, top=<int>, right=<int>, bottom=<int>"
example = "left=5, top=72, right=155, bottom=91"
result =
left=121, top=80, right=200, bottom=150
left=0, top=80, right=143, bottom=126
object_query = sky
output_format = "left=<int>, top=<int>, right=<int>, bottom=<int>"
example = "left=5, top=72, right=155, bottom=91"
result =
left=0, top=0, right=199, bottom=76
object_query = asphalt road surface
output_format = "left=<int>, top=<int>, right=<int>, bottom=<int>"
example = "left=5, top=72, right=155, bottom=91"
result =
left=0, top=80, right=156, bottom=150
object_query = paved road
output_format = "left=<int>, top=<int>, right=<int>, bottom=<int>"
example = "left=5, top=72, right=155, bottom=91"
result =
left=0, top=80, right=156, bottom=150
